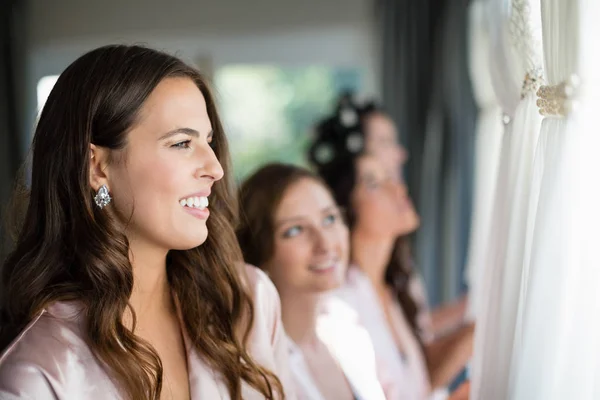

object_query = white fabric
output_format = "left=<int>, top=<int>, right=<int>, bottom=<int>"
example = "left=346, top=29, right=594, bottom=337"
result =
left=335, top=267, right=449, bottom=400
left=467, top=0, right=524, bottom=362
left=486, top=0, right=523, bottom=118
left=510, top=0, right=600, bottom=398
left=470, top=0, right=545, bottom=398
left=287, top=297, right=387, bottom=400
left=464, top=0, right=505, bottom=321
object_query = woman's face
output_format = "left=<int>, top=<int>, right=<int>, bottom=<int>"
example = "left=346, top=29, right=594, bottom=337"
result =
left=363, top=112, right=408, bottom=182
left=263, top=178, right=349, bottom=296
left=351, top=155, right=419, bottom=238
left=94, top=77, right=224, bottom=252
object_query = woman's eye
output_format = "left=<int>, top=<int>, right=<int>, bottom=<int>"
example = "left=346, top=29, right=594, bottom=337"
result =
left=171, top=140, right=191, bottom=149
left=365, top=179, right=380, bottom=190
left=323, top=213, right=338, bottom=226
left=282, top=226, right=303, bottom=238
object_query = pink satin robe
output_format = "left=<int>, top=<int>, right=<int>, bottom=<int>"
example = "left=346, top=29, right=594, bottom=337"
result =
left=0, top=265, right=296, bottom=399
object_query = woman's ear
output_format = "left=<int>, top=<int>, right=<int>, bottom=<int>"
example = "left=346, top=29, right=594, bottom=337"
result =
left=89, top=144, right=111, bottom=192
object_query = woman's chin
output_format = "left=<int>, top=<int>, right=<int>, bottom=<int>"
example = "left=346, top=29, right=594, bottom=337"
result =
left=409, top=215, right=421, bottom=232
left=394, top=217, right=420, bottom=237
left=310, top=282, right=342, bottom=294
left=170, top=229, right=209, bottom=250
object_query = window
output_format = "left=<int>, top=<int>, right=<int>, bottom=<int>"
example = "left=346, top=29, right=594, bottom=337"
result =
left=214, top=65, right=362, bottom=181
left=36, top=75, right=59, bottom=114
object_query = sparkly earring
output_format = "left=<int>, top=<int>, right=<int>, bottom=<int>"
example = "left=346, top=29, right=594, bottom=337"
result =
left=94, top=185, right=111, bottom=209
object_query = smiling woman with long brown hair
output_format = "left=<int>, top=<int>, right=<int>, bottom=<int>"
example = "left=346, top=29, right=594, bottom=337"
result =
left=237, top=163, right=391, bottom=400
left=0, top=45, right=293, bottom=400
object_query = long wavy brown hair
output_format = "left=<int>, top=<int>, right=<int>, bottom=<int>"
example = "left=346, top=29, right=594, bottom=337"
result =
left=0, top=45, right=283, bottom=400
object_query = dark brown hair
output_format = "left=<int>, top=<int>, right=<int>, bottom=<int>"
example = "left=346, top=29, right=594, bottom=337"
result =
left=308, top=94, right=422, bottom=341
left=236, top=163, right=322, bottom=267
left=0, top=45, right=282, bottom=400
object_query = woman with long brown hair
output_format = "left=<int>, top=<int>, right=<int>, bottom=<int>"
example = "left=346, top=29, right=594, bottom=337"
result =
left=308, top=97, right=473, bottom=399
left=237, top=163, right=391, bottom=400
left=0, top=45, right=292, bottom=400
left=335, top=92, right=468, bottom=340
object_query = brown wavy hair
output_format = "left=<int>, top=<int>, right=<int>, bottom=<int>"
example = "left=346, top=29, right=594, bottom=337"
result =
left=0, top=45, right=283, bottom=400
left=236, top=163, right=324, bottom=268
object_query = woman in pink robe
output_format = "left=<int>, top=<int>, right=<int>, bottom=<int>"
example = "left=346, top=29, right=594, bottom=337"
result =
left=237, top=164, right=391, bottom=400
left=307, top=97, right=473, bottom=399
left=0, top=265, right=292, bottom=399
left=0, top=45, right=294, bottom=400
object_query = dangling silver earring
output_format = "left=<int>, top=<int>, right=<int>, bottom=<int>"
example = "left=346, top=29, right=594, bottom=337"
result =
left=94, top=185, right=111, bottom=209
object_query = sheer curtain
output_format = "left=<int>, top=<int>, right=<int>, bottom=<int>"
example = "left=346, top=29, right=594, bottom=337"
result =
left=470, top=0, right=544, bottom=398
left=463, top=0, right=504, bottom=321
left=469, top=0, right=522, bottom=392
left=510, top=0, right=600, bottom=398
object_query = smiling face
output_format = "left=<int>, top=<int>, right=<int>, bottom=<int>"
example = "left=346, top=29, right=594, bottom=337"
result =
left=95, top=77, right=224, bottom=252
left=262, top=177, right=349, bottom=295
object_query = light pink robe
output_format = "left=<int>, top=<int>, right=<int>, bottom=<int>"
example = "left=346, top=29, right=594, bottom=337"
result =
left=287, top=296, right=390, bottom=400
left=0, top=265, right=296, bottom=399
left=335, top=267, right=433, bottom=400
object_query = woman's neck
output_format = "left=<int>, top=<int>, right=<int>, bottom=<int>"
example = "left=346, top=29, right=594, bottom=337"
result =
left=125, top=238, right=172, bottom=328
left=351, top=230, right=396, bottom=292
left=279, top=291, right=323, bottom=348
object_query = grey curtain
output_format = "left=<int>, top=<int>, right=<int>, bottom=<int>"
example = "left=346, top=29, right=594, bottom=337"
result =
left=378, top=0, right=477, bottom=306
left=0, top=0, right=27, bottom=260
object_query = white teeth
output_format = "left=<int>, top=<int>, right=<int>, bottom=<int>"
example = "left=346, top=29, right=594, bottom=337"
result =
left=200, top=196, right=209, bottom=208
left=180, top=196, right=209, bottom=210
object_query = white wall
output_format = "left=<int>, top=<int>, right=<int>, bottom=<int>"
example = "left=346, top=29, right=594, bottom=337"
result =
left=24, top=0, right=380, bottom=143
left=29, top=0, right=373, bottom=46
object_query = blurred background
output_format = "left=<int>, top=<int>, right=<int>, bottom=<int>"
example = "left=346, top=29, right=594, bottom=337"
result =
left=0, top=0, right=475, bottom=307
